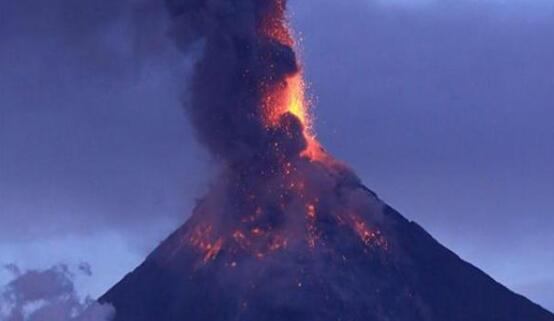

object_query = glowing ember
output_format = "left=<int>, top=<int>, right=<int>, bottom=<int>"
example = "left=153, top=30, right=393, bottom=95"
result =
left=233, top=230, right=251, bottom=250
left=203, top=238, right=223, bottom=262
left=188, top=224, right=215, bottom=253
left=259, top=10, right=325, bottom=162
left=285, top=74, right=308, bottom=125
left=306, top=203, right=316, bottom=219
left=305, top=202, right=320, bottom=248
left=250, top=227, right=264, bottom=237
left=268, top=234, right=288, bottom=251
left=350, top=216, right=389, bottom=250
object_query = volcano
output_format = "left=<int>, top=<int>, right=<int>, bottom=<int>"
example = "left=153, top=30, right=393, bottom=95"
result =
left=101, top=173, right=554, bottom=321
left=101, top=0, right=553, bottom=320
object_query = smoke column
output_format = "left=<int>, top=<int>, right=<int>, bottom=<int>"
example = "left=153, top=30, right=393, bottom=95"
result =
left=159, top=0, right=386, bottom=263
left=165, top=0, right=320, bottom=164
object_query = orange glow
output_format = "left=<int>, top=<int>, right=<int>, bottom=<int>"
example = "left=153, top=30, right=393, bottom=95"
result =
left=351, top=216, right=389, bottom=250
left=269, top=73, right=325, bottom=161
left=306, top=203, right=316, bottom=219
left=233, top=229, right=250, bottom=249
left=203, top=238, right=223, bottom=262
left=250, top=227, right=264, bottom=237
left=185, top=224, right=227, bottom=264
left=260, top=11, right=326, bottom=162
left=286, top=74, right=308, bottom=125
left=180, top=7, right=354, bottom=268
left=189, top=224, right=214, bottom=252
left=305, top=202, right=319, bottom=248
left=268, top=235, right=288, bottom=251
left=260, top=0, right=294, bottom=47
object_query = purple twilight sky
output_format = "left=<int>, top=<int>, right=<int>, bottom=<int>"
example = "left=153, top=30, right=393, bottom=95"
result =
left=0, top=0, right=552, bottom=312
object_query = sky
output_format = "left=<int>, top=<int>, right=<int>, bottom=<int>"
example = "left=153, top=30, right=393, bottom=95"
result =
left=0, top=0, right=553, bottom=313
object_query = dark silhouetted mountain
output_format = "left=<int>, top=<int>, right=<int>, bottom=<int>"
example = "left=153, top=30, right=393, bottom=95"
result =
left=101, top=181, right=553, bottom=321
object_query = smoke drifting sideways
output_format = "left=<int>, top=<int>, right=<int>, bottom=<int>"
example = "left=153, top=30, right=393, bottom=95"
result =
left=0, top=264, right=114, bottom=321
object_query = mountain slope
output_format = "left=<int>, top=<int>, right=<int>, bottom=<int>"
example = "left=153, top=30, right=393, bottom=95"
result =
left=101, top=182, right=553, bottom=321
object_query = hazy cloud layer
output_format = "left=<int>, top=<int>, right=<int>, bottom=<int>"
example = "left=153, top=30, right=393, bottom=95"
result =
left=0, top=264, right=114, bottom=321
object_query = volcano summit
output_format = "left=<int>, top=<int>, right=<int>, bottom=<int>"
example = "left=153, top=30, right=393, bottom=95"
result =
left=101, top=1, right=554, bottom=320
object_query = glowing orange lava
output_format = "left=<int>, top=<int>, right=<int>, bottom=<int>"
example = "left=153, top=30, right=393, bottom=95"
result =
left=350, top=216, right=389, bottom=251
left=260, top=11, right=325, bottom=162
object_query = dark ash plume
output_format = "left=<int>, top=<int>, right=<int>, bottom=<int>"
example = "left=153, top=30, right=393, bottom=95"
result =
left=165, top=0, right=306, bottom=164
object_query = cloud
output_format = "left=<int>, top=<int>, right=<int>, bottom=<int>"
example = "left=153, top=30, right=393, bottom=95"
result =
left=0, top=264, right=114, bottom=321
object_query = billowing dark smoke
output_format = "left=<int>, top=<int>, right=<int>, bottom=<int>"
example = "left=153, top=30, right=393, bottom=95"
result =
left=165, top=0, right=307, bottom=164
left=161, top=0, right=356, bottom=247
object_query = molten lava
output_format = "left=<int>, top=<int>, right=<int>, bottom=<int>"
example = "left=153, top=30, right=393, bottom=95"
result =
left=260, top=10, right=325, bottom=162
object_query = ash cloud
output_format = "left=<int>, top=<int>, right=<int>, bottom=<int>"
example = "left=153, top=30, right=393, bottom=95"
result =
left=165, top=0, right=305, bottom=163
left=0, top=264, right=114, bottom=321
